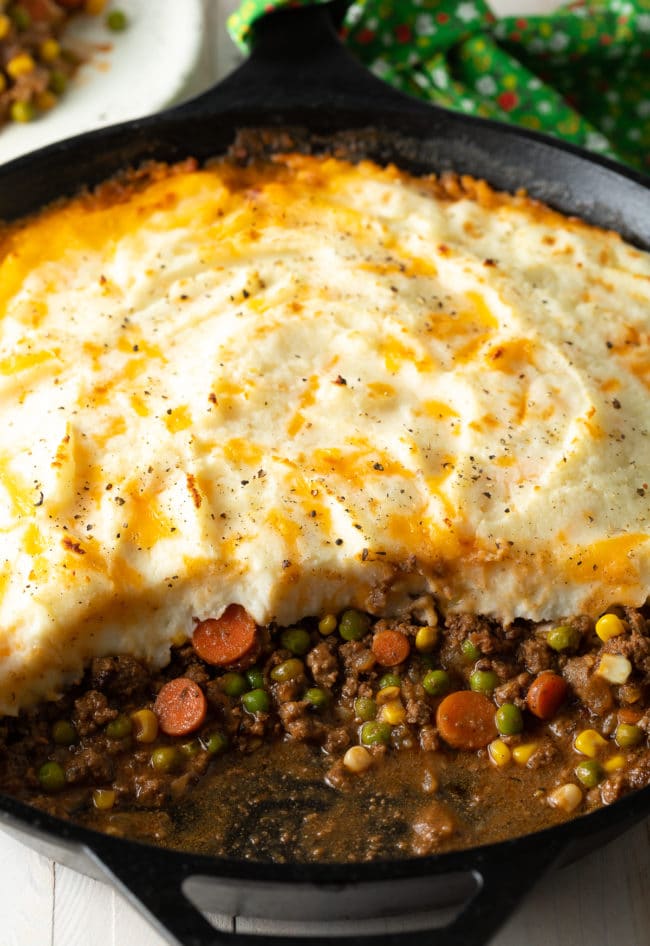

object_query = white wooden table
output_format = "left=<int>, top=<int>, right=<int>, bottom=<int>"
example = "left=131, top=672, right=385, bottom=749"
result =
left=2, top=1, right=649, bottom=944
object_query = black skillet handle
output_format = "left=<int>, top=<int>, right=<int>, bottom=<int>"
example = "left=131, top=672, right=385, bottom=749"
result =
left=90, top=833, right=565, bottom=946
left=175, top=1, right=428, bottom=119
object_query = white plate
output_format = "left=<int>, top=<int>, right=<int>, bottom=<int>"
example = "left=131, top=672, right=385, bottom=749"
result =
left=0, top=0, right=205, bottom=165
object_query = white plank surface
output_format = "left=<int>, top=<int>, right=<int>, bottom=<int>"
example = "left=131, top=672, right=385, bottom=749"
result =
left=1, top=832, right=53, bottom=946
left=2, top=1, right=649, bottom=944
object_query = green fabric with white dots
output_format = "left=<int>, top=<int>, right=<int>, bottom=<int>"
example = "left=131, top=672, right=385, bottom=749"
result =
left=228, top=0, right=650, bottom=174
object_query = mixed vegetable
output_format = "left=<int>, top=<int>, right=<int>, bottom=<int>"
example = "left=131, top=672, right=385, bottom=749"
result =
left=2, top=599, right=650, bottom=857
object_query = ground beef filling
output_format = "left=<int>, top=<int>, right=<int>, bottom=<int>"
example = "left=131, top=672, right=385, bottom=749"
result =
left=1, top=602, right=650, bottom=861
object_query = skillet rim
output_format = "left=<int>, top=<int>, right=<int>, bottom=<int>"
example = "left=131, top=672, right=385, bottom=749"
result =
left=0, top=4, right=648, bottom=243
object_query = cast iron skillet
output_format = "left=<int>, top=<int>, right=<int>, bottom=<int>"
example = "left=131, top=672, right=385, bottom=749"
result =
left=1, top=5, right=650, bottom=945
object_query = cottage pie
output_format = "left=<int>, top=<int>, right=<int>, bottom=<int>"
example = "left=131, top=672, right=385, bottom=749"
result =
left=0, top=155, right=649, bottom=857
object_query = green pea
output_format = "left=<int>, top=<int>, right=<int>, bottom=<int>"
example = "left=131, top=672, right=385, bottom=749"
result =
left=422, top=669, right=452, bottom=697
left=339, top=610, right=370, bottom=641
left=270, top=658, right=304, bottom=682
left=245, top=667, right=264, bottom=690
left=10, top=101, right=35, bottom=123
left=461, top=639, right=481, bottom=662
left=179, top=739, right=201, bottom=757
left=615, top=723, right=643, bottom=748
left=280, top=627, right=311, bottom=656
left=495, top=703, right=523, bottom=736
left=469, top=670, right=499, bottom=694
left=204, top=731, right=228, bottom=755
left=547, top=625, right=580, bottom=652
left=105, top=714, right=132, bottom=740
left=11, top=6, right=31, bottom=30
left=151, top=746, right=180, bottom=773
left=242, top=688, right=270, bottom=714
left=378, top=673, right=401, bottom=690
left=575, top=759, right=604, bottom=789
left=360, top=721, right=392, bottom=746
left=106, top=9, right=128, bottom=31
left=38, top=761, right=65, bottom=793
left=221, top=672, right=248, bottom=697
left=52, top=720, right=77, bottom=746
left=304, top=687, right=328, bottom=709
left=354, top=696, right=377, bottom=721
left=49, top=70, right=67, bottom=95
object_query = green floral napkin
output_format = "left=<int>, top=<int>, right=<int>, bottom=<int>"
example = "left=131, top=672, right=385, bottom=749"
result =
left=228, top=0, right=650, bottom=174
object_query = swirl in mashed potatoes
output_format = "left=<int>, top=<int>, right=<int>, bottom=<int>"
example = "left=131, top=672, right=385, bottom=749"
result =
left=0, top=155, right=648, bottom=712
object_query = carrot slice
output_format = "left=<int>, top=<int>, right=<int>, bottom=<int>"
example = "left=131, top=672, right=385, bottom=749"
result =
left=436, top=690, right=497, bottom=750
left=372, top=630, right=411, bottom=666
left=154, top=678, right=207, bottom=737
left=526, top=672, right=568, bottom=720
left=618, top=706, right=643, bottom=725
left=192, top=604, right=257, bottom=666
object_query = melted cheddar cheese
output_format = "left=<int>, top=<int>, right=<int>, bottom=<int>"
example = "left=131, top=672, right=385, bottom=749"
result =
left=0, top=155, right=649, bottom=711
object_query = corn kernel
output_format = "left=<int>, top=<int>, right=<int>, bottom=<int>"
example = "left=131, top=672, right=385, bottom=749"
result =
left=7, top=53, right=36, bottom=78
left=130, top=708, right=158, bottom=743
left=548, top=783, right=582, bottom=813
left=596, top=653, right=632, bottom=684
left=512, top=742, right=538, bottom=765
left=595, top=613, right=626, bottom=642
left=488, top=739, right=511, bottom=767
left=343, top=745, right=372, bottom=773
left=10, top=100, right=35, bottom=122
left=574, top=728, right=608, bottom=758
left=0, top=14, right=11, bottom=38
left=92, top=788, right=116, bottom=810
left=39, top=39, right=60, bottom=63
left=85, top=0, right=108, bottom=13
left=603, top=754, right=626, bottom=773
left=415, top=625, right=438, bottom=652
left=36, top=91, right=56, bottom=111
left=318, top=614, right=337, bottom=635
left=379, top=699, right=406, bottom=725
left=376, top=685, right=401, bottom=705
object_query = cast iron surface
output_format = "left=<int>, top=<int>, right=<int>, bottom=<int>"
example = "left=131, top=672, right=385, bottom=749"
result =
left=0, top=2, right=648, bottom=242
left=0, top=5, right=649, bottom=945
left=2, top=782, right=650, bottom=946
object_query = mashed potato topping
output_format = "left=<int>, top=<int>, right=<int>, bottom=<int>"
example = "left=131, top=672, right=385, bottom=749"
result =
left=0, top=154, right=648, bottom=712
